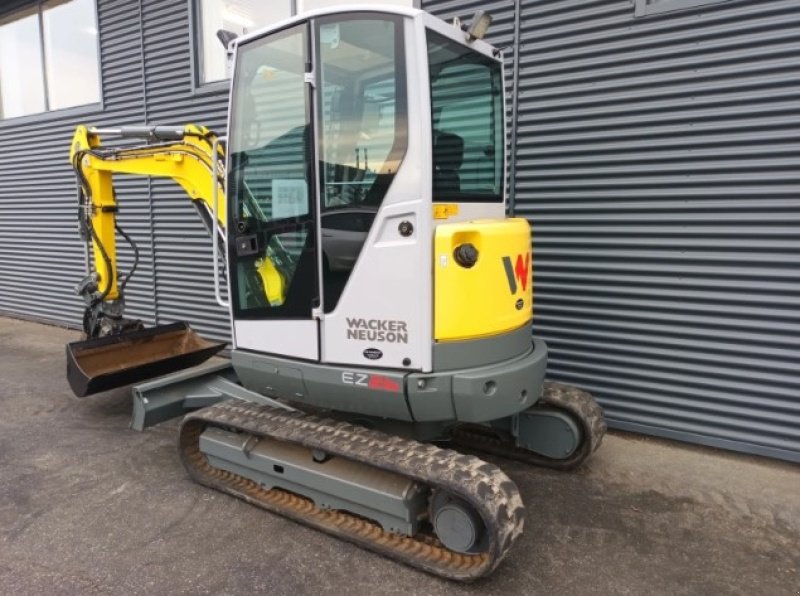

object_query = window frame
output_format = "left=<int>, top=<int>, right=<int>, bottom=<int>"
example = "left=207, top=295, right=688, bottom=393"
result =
left=189, top=0, right=232, bottom=93
left=189, top=0, right=296, bottom=92
left=0, top=0, right=102, bottom=122
left=634, top=0, right=732, bottom=18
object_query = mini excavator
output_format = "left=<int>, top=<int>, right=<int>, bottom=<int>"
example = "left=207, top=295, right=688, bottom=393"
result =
left=66, top=7, right=605, bottom=581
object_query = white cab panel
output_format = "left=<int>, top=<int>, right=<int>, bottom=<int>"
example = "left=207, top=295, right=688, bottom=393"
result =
left=234, top=320, right=319, bottom=360
left=320, top=17, right=431, bottom=372
left=321, top=199, right=427, bottom=371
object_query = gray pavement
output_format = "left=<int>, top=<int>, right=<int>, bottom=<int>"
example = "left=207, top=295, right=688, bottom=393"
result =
left=0, top=316, right=798, bottom=595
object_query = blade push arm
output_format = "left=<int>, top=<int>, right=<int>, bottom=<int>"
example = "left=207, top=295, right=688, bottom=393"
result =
left=70, top=124, right=226, bottom=337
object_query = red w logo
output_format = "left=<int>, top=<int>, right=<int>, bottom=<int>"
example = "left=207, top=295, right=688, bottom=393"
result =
left=502, top=253, right=530, bottom=294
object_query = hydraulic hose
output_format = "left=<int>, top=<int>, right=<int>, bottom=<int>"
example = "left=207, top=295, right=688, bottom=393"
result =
left=115, top=222, right=139, bottom=294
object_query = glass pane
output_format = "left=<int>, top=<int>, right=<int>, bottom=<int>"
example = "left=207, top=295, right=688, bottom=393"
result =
left=199, top=0, right=292, bottom=83
left=428, top=30, right=503, bottom=202
left=317, top=17, right=406, bottom=312
left=0, top=9, right=46, bottom=119
left=318, top=19, right=404, bottom=211
left=231, top=27, right=309, bottom=219
left=43, top=0, right=101, bottom=110
left=229, top=25, right=315, bottom=316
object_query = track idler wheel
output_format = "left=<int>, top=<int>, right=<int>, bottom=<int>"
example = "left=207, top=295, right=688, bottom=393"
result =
left=451, top=382, right=607, bottom=471
left=429, top=490, right=489, bottom=554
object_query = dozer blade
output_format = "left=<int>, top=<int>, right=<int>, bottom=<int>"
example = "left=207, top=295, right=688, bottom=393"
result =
left=66, top=322, right=226, bottom=397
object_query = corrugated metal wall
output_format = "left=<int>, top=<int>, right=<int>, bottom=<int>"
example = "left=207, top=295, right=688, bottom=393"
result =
left=0, top=0, right=229, bottom=339
left=423, top=0, right=800, bottom=462
left=2, top=0, right=799, bottom=462
left=0, top=1, right=155, bottom=328
left=140, top=0, right=230, bottom=340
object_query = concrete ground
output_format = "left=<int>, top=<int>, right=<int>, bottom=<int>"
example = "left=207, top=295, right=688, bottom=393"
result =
left=0, top=316, right=798, bottom=596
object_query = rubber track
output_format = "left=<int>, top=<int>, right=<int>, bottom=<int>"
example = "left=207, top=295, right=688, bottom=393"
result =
left=452, top=382, right=607, bottom=471
left=179, top=399, right=525, bottom=581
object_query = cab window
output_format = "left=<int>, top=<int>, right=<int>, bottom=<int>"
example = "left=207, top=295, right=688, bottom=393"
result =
left=427, top=30, right=503, bottom=202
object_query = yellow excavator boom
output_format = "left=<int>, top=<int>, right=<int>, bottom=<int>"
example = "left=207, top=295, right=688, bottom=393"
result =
left=70, top=124, right=226, bottom=302
left=67, top=124, right=227, bottom=397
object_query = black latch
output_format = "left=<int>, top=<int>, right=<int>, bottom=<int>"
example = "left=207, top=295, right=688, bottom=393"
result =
left=235, top=234, right=258, bottom=256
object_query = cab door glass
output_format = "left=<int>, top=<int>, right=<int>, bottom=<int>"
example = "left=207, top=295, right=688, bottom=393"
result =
left=316, top=15, right=407, bottom=312
left=228, top=24, right=317, bottom=318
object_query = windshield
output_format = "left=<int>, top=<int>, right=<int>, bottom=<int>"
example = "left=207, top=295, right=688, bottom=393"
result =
left=229, top=26, right=310, bottom=224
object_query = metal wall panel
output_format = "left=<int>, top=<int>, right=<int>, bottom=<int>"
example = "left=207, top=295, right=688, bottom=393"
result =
left=423, top=0, right=800, bottom=462
left=140, top=0, right=231, bottom=341
left=0, top=0, right=155, bottom=328
left=0, top=0, right=230, bottom=339
left=3, top=0, right=799, bottom=462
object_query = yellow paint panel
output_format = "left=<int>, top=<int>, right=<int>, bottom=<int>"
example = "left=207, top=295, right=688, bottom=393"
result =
left=434, top=218, right=532, bottom=341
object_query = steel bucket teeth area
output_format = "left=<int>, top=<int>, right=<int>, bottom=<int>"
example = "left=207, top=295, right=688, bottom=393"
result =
left=66, top=322, right=225, bottom=397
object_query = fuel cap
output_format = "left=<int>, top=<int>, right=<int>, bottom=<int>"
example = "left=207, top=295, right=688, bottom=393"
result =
left=453, top=243, right=479, bottom=268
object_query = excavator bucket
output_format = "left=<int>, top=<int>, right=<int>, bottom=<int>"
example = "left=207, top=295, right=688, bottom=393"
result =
left=66, top=322, right=226, bottom=397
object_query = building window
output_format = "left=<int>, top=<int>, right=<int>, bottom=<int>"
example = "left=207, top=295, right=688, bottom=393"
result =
left=0, top=0, right=100, bottom=119
left=196, top=0, right=292, bottom=84
left=195, top=0, right=415, bottom=85
left=635, top=0, right=731, bottom=17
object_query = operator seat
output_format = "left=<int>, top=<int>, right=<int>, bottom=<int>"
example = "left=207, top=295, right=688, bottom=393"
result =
left=433, top=131, right=464, bottom=195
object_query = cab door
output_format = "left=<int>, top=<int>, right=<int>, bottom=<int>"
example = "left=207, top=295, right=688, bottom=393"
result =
left=226, top=22, right=320, bottom=360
